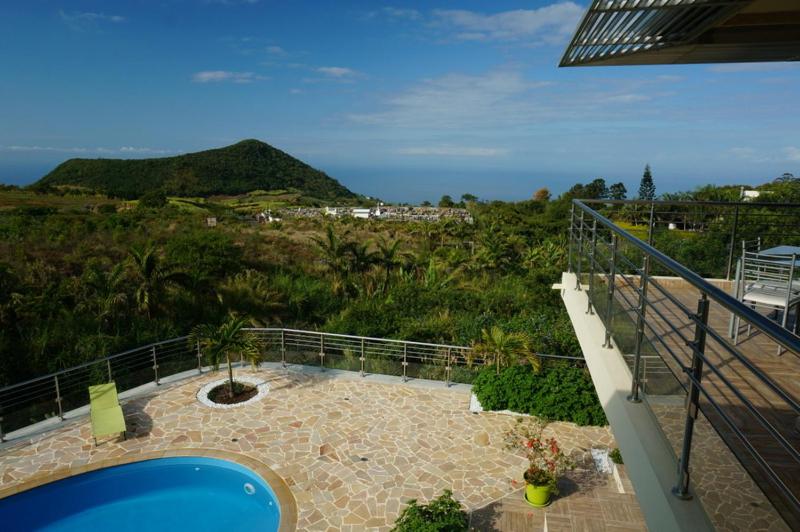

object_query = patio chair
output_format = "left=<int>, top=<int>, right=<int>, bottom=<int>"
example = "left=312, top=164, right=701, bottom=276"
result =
left=734, top=251, right=800, bottom=351
left=89, top=382, right=127, bottom=445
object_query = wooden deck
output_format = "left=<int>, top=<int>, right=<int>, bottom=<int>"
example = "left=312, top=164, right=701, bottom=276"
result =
left=613, top=277, right=800, bottom=528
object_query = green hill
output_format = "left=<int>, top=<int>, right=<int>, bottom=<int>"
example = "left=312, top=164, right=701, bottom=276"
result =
left=34, top=139, right=356, bottom=200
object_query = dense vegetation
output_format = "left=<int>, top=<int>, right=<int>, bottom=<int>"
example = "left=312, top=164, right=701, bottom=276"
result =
left=472, top=364, right=608, bottom=426
left=0, top=190, right=576, bottom=387
left=2, top=170, right=797, bottom=395
left=34, top=139, right=356, bottom=200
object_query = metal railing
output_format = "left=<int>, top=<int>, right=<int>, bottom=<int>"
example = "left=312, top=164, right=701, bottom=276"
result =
left=568, top=199, right=800, bottom=525
left=572, top=198, right=800, bottom=280
left=0, top=328, right=580, bottom=442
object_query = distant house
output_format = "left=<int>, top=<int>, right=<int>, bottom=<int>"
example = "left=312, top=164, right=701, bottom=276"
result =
left=256, top=210, right=282, bottom=223
left=352, top=208, right=371, bottom=219
left=206, top=217, right=217, bottom=227
left=741, top=189, right=761, bottom=201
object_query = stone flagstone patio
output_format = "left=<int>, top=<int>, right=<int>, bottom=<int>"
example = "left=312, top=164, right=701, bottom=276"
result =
left=0, top=367, right=646, bottom=531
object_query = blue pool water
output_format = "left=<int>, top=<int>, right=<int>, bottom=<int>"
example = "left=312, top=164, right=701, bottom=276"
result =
left=0, top=457, right=281, bottom=532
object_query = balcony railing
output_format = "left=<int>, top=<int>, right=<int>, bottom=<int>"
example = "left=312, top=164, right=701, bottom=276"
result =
left=0, top=328, right=581, bottom=442
left=568, top=199, right=800, bottom=527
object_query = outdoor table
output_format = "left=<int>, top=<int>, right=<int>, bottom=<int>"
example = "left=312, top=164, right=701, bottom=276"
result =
left=759, top=245, right=800, bottom=256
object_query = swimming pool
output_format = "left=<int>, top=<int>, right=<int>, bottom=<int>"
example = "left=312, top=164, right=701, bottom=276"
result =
left=0, top=456, right=281, bottom=531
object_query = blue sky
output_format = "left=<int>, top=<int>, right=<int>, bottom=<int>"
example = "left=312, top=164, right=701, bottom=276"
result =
left=1, top=1, right=798, bottom=202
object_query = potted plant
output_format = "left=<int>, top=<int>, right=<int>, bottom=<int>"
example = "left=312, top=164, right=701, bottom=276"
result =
left=505, top=419, right=573, bottom=508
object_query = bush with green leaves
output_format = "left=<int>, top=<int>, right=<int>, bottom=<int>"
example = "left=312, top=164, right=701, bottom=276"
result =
left=391, top=490, right=468, bottom=532
left=472, top=363, right=607, bottom=426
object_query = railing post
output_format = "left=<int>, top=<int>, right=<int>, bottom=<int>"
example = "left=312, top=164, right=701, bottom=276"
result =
left=360, top=338, right=365, bottom=377
left=54, top=375, right=64, bottom=421
left=319, top=333, right=325, bottom=370
left=106, top=359, right=112, bottom=382
left=567, top=203, right=575, bottom=273
left=445, top=348, right=452, bottom=387
left=673, top=294, right=710, bottom=500
left=603, top=234, right=618, bottom=348
left=647, top=202, right=655, bottom=246
left=586, top=218, right=598, bottom=315
left=726, top=205, right=740, bottom=280
left=281, top=330, right=286, bottom=368
left=629, top=254, right=650, bottom=403
left=402, top=343, right=408, bottom=382
left=152, top=345, right=159, bottom=385
left=196, top=340, right=203, bottom=374
left=575, top=209, right=585, bottom=290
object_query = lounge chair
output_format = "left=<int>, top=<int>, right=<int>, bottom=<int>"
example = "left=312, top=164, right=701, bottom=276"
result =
left=89, top=382, right=127, bottom=445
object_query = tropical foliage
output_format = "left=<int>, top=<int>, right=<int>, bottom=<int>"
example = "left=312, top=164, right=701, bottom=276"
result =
left=391, top=490, right=468, bottom=532
left=189, top=314, right=262, bottom=394
left=472, top=364, right=608, bottom=426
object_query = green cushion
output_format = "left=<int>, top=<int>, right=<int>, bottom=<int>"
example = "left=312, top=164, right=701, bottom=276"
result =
left=90, top=405, right=126, bottom=437
left=89, top=383, right=120, bottom=410
left=89, top=383, right=126, bottom=438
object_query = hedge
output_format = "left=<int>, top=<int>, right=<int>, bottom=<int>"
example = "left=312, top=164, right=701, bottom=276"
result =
left=472, top=363, right=608, bottom=426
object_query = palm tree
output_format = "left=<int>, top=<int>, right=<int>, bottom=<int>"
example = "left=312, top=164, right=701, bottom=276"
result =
left=312, top=225, right=350, bottom=281
left=128, top=244, right=187, bottom=318
left=472, top=326, right=540, bottom=375
left=375, top=236, right=403, bottom=292
left=80, top=263, right=128, bottom=335
left=189, top=314, right=262, bottom=395
left=346, top=241, right=376, bottom=275
left=217, top=269, right=285, bottom=325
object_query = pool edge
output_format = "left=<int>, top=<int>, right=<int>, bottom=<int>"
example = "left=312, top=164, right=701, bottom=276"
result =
left=0, top=448, right=298, bottom=532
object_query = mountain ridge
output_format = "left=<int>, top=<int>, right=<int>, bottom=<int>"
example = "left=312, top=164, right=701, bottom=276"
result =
left=34, top=139, right=356, bottom=200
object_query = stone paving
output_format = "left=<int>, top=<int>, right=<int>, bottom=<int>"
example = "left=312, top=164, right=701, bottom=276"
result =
left=0, top=368, right=645, bottom=531
left=649, top=400, right=789, bottom=532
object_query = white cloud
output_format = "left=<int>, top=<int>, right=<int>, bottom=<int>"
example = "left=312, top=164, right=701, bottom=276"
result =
left=604, top=93, right=650, bottom=104
left=364, top=6, right=422, bottom=21
left=266, top=45, right=286, bottom=56
left=432, top=3, right=583, bottom=44
left=348, top=69, right=551, bottom=129
left=59, top=10, right=126, bottom=30
left=1, top=145, right=172, bottom=155
left=192, top=70, right=263, bottom=83
left=784, top=147, right=800, bottom=161
left=729, top=146, right=800, bottom=163
left=382, top=7, right=422, bottom=20
left=317, top=66, right=357, bottom=78
left=397, top=145, right=509, bottom=157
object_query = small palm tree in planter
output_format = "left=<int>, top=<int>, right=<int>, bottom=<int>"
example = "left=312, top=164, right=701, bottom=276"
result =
left=190, top=314, right=263, bottom=404
left=505, top=419, right=574, bottom=508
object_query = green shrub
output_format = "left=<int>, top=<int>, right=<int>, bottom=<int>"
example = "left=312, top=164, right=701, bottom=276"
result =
left=472, top=363, right=608, bottom=426
left=609, top=448, right=623, bottom=464
left=392, top=490, right=468, bottom=532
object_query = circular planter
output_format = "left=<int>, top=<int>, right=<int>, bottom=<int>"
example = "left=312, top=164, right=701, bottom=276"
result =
left=524, top=483, right=552, bottom=508
left=197, top=376, right=269, bottom=409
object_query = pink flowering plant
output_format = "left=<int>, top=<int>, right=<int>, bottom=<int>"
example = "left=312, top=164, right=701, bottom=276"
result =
left=504, top=419, right=574, bottom=493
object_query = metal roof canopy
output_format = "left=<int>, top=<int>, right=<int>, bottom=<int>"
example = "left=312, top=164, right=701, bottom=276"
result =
left=560, top=0, right=800, bottom=67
